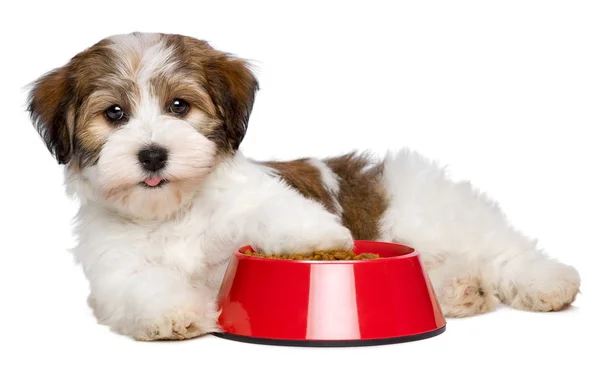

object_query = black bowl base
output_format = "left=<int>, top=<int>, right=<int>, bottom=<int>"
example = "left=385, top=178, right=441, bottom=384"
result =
left=211, top=325, right=446, bottom=347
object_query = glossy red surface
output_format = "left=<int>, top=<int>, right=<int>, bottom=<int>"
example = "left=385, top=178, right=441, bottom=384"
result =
left=215, top=240, right=446, bottom=343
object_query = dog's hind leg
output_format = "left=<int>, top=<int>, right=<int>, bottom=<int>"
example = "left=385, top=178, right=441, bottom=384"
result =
left=377, top=149, right=580, bottom=316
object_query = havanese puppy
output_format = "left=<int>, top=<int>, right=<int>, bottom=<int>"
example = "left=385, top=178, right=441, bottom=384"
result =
left=26, top=32, right=580, bottom=341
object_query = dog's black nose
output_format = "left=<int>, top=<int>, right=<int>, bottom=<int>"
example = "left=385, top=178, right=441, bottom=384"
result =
left=138, top=146, right=168, bottom=172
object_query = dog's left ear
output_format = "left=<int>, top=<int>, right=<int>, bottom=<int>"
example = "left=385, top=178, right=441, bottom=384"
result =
left=204, top=54, right=259, bottom=151
left=26, top=66, right=73, bottom=165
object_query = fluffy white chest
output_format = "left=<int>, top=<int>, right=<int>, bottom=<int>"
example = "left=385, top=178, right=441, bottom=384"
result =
left=73, top=199, right=243, bottom=289
left=144, top=219, right=213, bottom=276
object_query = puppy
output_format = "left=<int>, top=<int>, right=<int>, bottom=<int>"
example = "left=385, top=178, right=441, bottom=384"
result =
left=26, top=32, right=580, bottom=340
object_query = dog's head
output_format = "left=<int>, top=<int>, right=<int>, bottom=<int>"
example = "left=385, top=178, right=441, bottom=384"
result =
left=27, top=32, right=258, bottom=220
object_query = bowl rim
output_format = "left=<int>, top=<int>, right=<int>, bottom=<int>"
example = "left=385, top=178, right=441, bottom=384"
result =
left=233, top=240, right=420, bottom=264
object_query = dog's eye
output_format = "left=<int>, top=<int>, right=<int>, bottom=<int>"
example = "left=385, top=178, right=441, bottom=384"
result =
left=169, top=99, right=190, bottom=115
left=105, top=105, right=125, bottom=122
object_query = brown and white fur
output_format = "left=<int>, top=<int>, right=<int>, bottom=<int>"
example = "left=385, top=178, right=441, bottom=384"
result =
left=26, top=32, right=580, bottom=340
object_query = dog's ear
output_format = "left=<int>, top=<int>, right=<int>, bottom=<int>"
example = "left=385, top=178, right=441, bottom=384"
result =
left=27, top=66, right=73, bottom=165
left=204, top=54, right=259, bottom=151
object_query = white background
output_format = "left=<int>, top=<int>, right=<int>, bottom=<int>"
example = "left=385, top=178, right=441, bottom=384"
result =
left=1, top=1, right=598, bottom=384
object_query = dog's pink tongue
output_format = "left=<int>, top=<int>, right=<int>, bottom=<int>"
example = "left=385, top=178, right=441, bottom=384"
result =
left=144, top=177, right=163, bottom=187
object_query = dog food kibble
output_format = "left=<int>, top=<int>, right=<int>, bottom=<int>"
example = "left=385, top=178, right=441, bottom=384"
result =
left=243, top=249, right=380, bottom=260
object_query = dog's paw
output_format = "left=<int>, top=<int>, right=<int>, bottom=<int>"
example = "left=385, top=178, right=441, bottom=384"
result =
left=439, top=274, right=498, bottom=318
left=133, top=305, right=220, bottom=341
left=301, top=221, right=355, bottom=252
left=506, top=263, right=580, bottom=312
left=258, top=220, right=354, bottom=255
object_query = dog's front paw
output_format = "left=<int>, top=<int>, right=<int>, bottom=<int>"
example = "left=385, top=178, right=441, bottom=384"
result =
left=306, top=221, right=355, bottom=252
left=133, top=306, right=220, bottom=341
left=131, top=300, right=220, bottom=341
left=258, top=220, right=354, bottom=255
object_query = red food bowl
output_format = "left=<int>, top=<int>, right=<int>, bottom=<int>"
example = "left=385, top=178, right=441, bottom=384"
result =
left=212, top=240, right=446, bottom=347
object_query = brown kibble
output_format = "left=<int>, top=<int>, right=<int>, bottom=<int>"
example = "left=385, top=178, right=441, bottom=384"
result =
left=332, top=251, right=346, bottom=260
left=244, top=249, right=380, bottom=261
left=359, top=253, right=379, bottom=260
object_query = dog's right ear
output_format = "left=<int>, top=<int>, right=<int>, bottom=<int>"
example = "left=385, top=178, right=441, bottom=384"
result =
left=27, top=66, right=73, bottom=165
